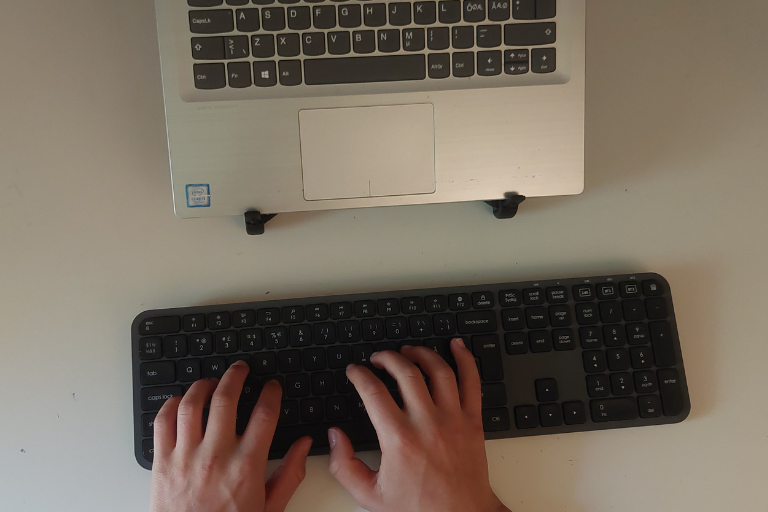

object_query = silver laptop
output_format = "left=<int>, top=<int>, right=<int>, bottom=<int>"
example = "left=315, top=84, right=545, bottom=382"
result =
left=154, top=0, right=585, bottom=222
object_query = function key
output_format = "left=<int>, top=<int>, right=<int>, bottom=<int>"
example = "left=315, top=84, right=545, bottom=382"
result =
left=596, top=282, right=618, bottom=300
left=425, top=295, right=448, bottom=312
left=377, top=299, right=400, bottom=316
left=573, top=284, right=594, bottom=302
left=498, top=289, right=521, bottom=307
left=139, top=337, right=163, bottom=360
left=306, top=304, right=329, bottom=321
left=354, top=300, right=376, bottom=317
left=183, top=314, right=206, bottom=332
left=522, top=287, right=545, bottom=305
left=257, top=308, right=280, bottom=326
left=208, top=312, right=231, bottom=330
left=546, top=286, right=568, bottom=303
left=472, top=291, right=494, bottom=309
left=330, top=302, right=353, bottom=320
left=232, top=310, right=256, bottom=327
left=563, top=401, right=586, bottom=425
left=642, top=279, right=665, bottom=296
left=281, top=306, right=305, bottom=324
left=619, top=281, right=641, bottom=298
left=138, top=316, right=181, bottom=336
left=401, top=297, right=424, bottom=314
left=449, top=293, right=471, bottom=311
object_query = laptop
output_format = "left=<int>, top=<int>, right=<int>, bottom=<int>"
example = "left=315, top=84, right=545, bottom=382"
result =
left=154, top=0, right=585, bottom=224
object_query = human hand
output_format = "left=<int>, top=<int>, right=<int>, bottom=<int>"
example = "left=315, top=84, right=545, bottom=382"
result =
left=328, top=338, right=511, bottom=512
left=150, top=360, right=313, bottom=512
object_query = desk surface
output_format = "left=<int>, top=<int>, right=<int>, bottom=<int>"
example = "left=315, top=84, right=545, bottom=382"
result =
left=1, top=1, right=767, bottom=511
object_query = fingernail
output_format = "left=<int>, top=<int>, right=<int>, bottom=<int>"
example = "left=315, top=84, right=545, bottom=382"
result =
left=231, top=360, right=249, bottom=368
left=453, top=337, right=466, bottom=349
left=346, top=364, right=356, bottom=371
left=328, top=428, right=338, bottom=449
left=303, top=436, right=314, bottom=455
left=370, top=351, right=380, bottom=358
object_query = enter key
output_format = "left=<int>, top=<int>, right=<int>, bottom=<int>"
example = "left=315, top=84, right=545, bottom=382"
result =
left=472, top=335, right=504, bottom=382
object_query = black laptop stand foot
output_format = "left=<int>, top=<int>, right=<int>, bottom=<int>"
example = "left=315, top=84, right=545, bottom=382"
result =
left=244, top=211, right=277, bottom=235
left=485, top=193, right=526, bottom=219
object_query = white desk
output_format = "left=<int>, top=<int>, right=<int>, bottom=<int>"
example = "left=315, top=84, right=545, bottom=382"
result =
left=1, top=1, right=767, bottom=510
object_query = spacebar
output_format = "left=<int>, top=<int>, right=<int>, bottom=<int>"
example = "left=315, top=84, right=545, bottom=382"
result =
left=304, top=55, right=426, bottom=85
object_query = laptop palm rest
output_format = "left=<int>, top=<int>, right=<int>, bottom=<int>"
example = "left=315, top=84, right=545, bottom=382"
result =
left=299, top=104, right=436, bottom=201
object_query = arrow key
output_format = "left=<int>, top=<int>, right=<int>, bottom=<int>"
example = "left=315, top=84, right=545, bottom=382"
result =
left=563, top=401, right=587, bottom=425
left=477, top=50, right=502, bottom=76
left=191, top=37, right=226, bottom=60
left=538, top=403, right=563, bottom=427
left=531, top=47, right=556, bottom=73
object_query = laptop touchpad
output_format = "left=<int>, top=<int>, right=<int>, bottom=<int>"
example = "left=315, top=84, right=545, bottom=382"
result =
left=299, top=104, right=436, bottom=201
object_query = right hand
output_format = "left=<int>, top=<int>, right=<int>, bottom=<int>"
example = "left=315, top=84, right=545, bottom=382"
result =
left=327, top=338, right=511, bottom=512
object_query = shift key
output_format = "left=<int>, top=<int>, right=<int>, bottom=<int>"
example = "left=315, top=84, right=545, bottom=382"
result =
left=457, top=311, right=498, bottom=334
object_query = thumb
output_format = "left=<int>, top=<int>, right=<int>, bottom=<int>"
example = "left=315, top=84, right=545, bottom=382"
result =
left=327, top=427, right=378, bottom=508
left=265, top=436, right=313, bottom=512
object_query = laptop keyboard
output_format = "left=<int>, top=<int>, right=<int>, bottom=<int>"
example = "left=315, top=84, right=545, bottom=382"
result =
left=187, top=0, right=558, bottom=91
left=132, top=272, right=690, bottom=469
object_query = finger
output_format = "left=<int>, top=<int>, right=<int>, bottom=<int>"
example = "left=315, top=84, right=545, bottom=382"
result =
left=346, top=364, right=405, bottom=436
left=327, top=427, right=378, bottom=508
left=241, top=379, right=282, bottom=462
left=264, top=436, right=313, bottom=512
left=204, top=360, right=250, bottom=443
left=400, top=345, right=460, bottom=409
left=369, top=350, right=434, bottom=414
left=450, top=338, right=482, bottom=419
left=175, top=378, right=218, bottom=451
left=153, top=396, right=181, bottom=461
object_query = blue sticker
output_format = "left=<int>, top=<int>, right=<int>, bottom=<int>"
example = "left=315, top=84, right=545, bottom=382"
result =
left=186, top=184, right=210, bottom=208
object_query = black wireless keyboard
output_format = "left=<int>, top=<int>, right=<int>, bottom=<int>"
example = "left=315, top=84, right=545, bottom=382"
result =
left=132, top=272, right=690, bottom=469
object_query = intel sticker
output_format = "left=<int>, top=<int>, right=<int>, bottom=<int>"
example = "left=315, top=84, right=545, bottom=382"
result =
left=186, top=184, right=210, bottom=208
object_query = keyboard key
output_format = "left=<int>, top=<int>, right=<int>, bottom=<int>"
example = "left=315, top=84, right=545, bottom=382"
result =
left=625, top=323, right=648, bottom=345
left=189, top=10, right=235, bottom=34
left=650, top=321, right=676, bottom=366
left=306, top=53, right=425, bottom=83
left=481, top=383, right=507, bottom=407
left=642, top=279, right=664, bottom=296
left=272, top=419, right=377, bottom=451
left=603, top=325, right=626, bottom=347
left=514, top=405, right=537, bottom=428
left=192, top=37, right=225, bottom=60
left=563, top=401, right=586, bottom=425
left=512, top=0, right=534, bottom=19
left=311, top=372, right=335, bottom=395
left=482, top=408, right=510, bottom=432
left=523, top=288, right=545, bottom=305
left=425, top=295, right=448, bottom=312
left=586, top=374, right=609, bottom=398
left=286, top=374, right=310, bottom=398
left=545, top=286, right=567, bottom=303
left=456, top=310, right=497, bottom=334
left=279, top=400, right=300, bottom=424
left=328, top=31, right=351, bottom=54
left=281, top=305, right=305, bottom=324
left=432, top=313, right=456, bottom=336
left=572, top=284, right=594, bottom=301
left=504, top=22, right=556, bottom=46
left=449, top=293, right=471, bottom=310
left=525, top=307, right=548, bottom=328
left=362, top=319, right=385, bottom=341
left=402, top=26, right=426, bottom=50
left=203, top=357, right=227, bottom=379
left=596, top=283, right=618, bottom=300
left=575, top=303, right=599, bottom=325
left=425, top=338, right=454, bottom=364
left=504, top=332, right=527, bottom=354
left=409, top=315, right=433, bottom=337
left=231, top=310, right=256, bottom=328
left=336, top=371, right=355, bottom=393
left=539, top=403, right=562, bottom=427
left=287, top=6, right=310, bottom=30
left=224, top=35, right=250, bottom=59
left=141, top=412, right=157, bottom=437
left=389, top=2, right=411, bottom=25
left=583, top=350, right=607, bottom=373
left=252, top=34, right=275, bottom=58
left=622, top=299, right=645, bottom=322
left=531, top=47, right=555, bottom=73
left=253, top=60, right=277, bottom=87
left=278, top=60, right=302, bottom=85
left=330, top=302, right=353, bottom=320
left=313, top=5, right=336, bottom=28
left=599, top=302, right=622, bottom=323
left=140, top=361, right=176, bottom=386
left=472, top=292, right=494, bottom=309
left=303, top=347, right=327, bottom=370
left=452, top=25, right=473, bottom=49
left=328, top=345, right=351, bottom=368
left=139, top=337, right=163, bottom=360
left=236, top=8, right=261, bottom=31
left=535, top=378, right=558, bottom=402
left=630, top=347, right=653, bottom=369
left=142, top=439, right=154, bottom=461
left=472, top=335, right=504, bottom=381
left=314, top=322, right=337, bottom=345
left=190, top=0, right=224, bottom=6
left=262, top=7, right=286, bottom=30
left=610, top=372, right=633, bottom=395
left=438, top=0, right=461, bottom=23
left=536, top=0, right=556, bottom=19
left=178, top=359, right=202, bottom=382
left=352, top=344, right=374, bottom=365
left=253, top=352, right=278, bottom=375
left=606, top=348, right=630, bottom=371
left=363, top=3, right=387, bottom=26
left=209, top=312, right=231, bottom=330
left=505, top=48, right=529, bottom=63
left=279, top=350, right=302, bottom=373
left=228, top=354, right=251, bottom=368
left=646, top=297, right=668, bottom=320
left=139, top=316, right=181, bottom=336
left=326, top=395, right=350, bottom=420
left=548, top=305, right=571, bottom=327
left=414, top=1, right=437, bottom=24
left=141, top=385, right=183, bottom=411
left=552, top=328, right=575, bottom=351
left=189, top=332, right=214, bottom=356
left=338, top=320, right=361, bottom=343
left=378, top=29, right=400, bottom=52
left=590, top=398, right=638, bottom=422
left=638, top=395, right=662, bottom=418
left=634, top=370, right=658, bottom=394
left=265, top=327, right=289, bottom=349
left=463, top=0, right=486, bottom=22
left=498, top=289, right=521, bottom=307
left=339, top=4, right=362, bottom=28
left=183, top=314, right=206, bottom=332
left=488, top=0, right=510, bottom=21
left=352, top=29, right=374, bottom=53
left=501, top=308, right=524, bottom=331
left=528, top=330, right=552, bottom=353
left=428, top=53, right=450, bottom=78
left=385, top=317, right=409, bottom=339
left=579, top=327, right=602, bottom=349
left=215, top=331, right=239, bottom=353
left=658, top=368, right=685, bottom=416
left=619, top=281, right=641, bottom=298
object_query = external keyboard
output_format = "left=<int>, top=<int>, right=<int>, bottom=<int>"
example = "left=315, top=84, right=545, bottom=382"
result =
left=187, top=0, right=559, bottom=94
left=132, top=272, right=690, bottom=469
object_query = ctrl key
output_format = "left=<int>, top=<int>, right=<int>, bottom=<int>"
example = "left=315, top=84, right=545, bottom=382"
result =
left=141, top=385, right=183, bottom=411
left=482, top=408, right=511, bottom=432
left=142, top=439, right=154, bottom=462
left=194, top=63, right=227, bottom=90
